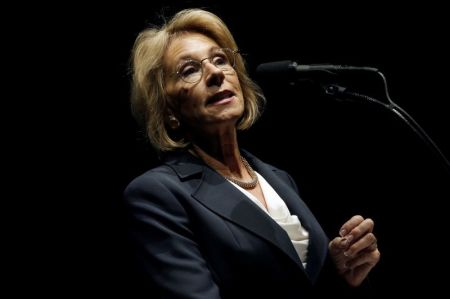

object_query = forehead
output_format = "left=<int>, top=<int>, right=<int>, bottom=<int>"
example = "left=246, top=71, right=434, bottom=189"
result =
left=164, top=32, right=220, bottom=69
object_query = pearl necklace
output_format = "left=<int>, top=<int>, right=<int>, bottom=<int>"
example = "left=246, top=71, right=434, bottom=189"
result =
left=223, top=156, right=258, bottom=189
left=190, top=145, right=258, bottom=189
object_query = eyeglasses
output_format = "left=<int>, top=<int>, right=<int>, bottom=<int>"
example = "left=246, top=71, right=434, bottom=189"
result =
left=174, top=48, right=238, bottom=84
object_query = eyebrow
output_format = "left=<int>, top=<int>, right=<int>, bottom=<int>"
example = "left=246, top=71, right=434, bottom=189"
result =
left=176, top=46, right=222, bottom=62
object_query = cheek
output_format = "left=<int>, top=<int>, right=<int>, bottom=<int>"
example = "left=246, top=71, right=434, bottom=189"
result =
left=233, top=83, right=244, bottom=105
left=177, top=89, right=204, bottom=115
left=177, top=88, right=196, bottom=108
left=167, top=85, right=191, bottom=110
left=231, top=76, right=243, bottom=95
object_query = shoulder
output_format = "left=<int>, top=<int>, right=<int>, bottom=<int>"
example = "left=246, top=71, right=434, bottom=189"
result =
left=126, top=164, right=172, bottom=185
left=242, top=149, right=299, bottom=192
left=242, top=149, right=281, bottom=170
left=125, top=150, right=201, bottom=193
left=124, top=165, right=175, bottom=198
left=242, top=149, right=292, bottom=176
left=124, top=151, right=205, bottom=204
left=123, top=164, right=193, bottom=217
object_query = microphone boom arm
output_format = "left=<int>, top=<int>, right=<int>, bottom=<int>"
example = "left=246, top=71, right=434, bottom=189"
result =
left=323, top=70, right=450, bottom=174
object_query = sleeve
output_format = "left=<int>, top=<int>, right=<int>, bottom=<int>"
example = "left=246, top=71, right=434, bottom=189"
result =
left=124, top=173, right=222, bottom=299
left=272, top=168, right=301, bottom=195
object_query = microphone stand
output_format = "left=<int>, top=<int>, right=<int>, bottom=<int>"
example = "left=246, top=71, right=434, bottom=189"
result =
left=321, top=70, right=450, bottom=174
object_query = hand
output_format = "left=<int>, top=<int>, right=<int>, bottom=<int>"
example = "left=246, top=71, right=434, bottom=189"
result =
left=328, top=215, right=380, bottom=287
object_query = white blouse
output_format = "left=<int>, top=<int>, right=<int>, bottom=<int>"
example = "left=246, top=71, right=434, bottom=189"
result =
left=228, top=172, right=310, bottom=268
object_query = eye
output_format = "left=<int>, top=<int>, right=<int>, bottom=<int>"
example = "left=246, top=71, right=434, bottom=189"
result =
left=178, top=60, right=201, bottom=78
left=212, top=52, right=229, bottom=66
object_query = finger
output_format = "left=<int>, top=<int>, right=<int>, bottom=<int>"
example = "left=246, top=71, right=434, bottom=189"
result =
left=339, top=215, right=365, bottom=237
left=344, top=233, right=377, bottom=257
left=343, top=218, right=375, bottom=247
left=329, top=237, right=345, bottom=254
left=329, top=238, right=352, bottom=273
left=339, top=216, right=373, bottom=250
left=346, top=249, right=380, bottom=270
left=366, top=238, right=378, bottom=252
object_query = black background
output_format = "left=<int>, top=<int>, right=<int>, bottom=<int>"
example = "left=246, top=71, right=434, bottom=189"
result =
left=12, top=1, right=449, bottom=297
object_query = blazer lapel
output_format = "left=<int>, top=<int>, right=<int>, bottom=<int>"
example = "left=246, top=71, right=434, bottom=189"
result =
left=164, top=151, right=305, bottom=272
left=193, top=166, right=306, bottom=271
left=244, top=151, right=329, bottom=284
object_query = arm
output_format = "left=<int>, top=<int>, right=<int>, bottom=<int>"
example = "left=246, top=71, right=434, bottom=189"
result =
left=124, top=173, right=222, bottom=299
left=328, top=215, right=380, bottom=287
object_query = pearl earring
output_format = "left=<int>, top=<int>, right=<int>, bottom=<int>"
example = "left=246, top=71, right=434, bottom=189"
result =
left=168, top=115, right=180, bottom=129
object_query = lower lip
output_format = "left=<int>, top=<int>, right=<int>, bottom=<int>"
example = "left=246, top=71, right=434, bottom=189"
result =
left=209, top=95, right=235, bottom=106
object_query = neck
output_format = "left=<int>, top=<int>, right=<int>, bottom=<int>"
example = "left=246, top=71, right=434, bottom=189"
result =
left=191, top=143, right=258, bottom=189
left=190, top=127, right=241, bottom=174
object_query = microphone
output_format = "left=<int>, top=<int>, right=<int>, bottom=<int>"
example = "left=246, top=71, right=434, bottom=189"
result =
left=256, top=60, right=378, bottom=76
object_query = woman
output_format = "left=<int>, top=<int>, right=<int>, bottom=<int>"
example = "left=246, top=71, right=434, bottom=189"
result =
left=125, top=8, right=380, bottom=298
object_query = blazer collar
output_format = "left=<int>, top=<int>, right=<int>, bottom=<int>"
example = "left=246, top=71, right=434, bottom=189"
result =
left=164, top=150, right=327, bottom=282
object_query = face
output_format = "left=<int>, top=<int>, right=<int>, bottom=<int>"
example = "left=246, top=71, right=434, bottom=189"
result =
left=163, top=33, right=244, bottom=135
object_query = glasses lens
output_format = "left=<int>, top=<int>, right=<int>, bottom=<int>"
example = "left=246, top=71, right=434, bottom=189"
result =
left=178, top=60, right=202, bottom=83
left=213, top=48, right=235, bottom=70
left=177, top=48, right=236, bottom=83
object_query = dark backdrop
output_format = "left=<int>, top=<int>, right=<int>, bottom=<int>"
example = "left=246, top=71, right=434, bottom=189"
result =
left=19, top=1, right=449, bottom=297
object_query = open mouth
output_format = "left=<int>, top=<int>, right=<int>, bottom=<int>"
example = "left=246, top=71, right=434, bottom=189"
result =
left=206, top=90, right=235, bottom=105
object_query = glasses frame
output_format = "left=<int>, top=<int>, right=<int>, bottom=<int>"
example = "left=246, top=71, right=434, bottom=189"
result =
left=173, top=48, right=239, bottom=84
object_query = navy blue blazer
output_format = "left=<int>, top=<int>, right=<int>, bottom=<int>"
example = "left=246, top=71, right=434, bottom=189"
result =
left=124, top=150, right=353, bottom=298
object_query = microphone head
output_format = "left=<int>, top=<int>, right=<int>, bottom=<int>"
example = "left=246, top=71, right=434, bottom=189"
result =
left=255, top=60, right=296, bottom=76
left=256, top=60, right=379, bottom=74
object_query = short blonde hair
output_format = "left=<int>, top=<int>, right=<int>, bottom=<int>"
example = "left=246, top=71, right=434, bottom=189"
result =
left=130, top=9, right=266, bottom=151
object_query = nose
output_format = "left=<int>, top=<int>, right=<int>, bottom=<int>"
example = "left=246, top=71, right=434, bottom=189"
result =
left=203, top=61, right=225, bottom=87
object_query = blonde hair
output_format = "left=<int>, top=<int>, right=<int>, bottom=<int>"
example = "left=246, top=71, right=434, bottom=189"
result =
left=130, top=9, right=266, bottom=151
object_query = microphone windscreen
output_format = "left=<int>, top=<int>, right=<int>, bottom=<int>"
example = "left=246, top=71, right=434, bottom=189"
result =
left=256, top=60, right=294, bottom=75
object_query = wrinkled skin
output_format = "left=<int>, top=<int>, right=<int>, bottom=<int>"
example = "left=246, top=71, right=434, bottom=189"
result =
left=329, top=215, right=380, bottom=287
